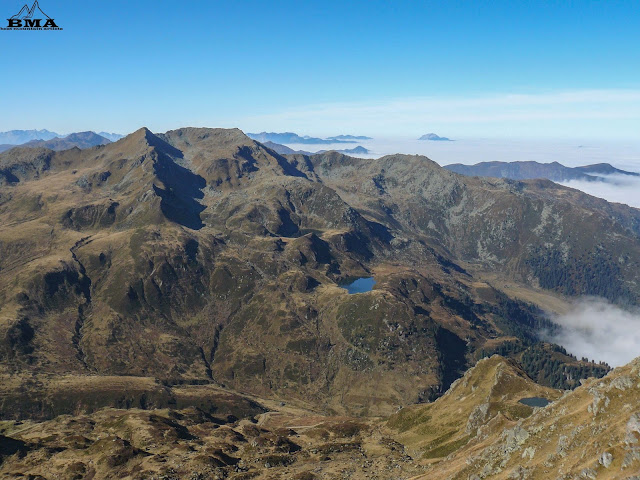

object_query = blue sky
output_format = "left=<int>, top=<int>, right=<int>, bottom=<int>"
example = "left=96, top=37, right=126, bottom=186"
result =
left=1, top=0, right=639, bottom=139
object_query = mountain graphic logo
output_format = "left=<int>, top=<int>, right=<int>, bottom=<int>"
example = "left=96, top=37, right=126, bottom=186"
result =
left=11, top=0, right=50, bottom=19
left=3, top=1, right=61, bottom=30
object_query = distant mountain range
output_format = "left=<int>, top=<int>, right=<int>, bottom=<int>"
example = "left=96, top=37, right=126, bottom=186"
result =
left=326, top=134, right=372, bottom=141
left=445, top=160, right=640, bottom=183
left=337, top=145, right=369, bottom=154
left=0, top=129, right=124, bottom=148
left=23, top=131, right=112, bottom=151
left=0, top=129, right=60, bottom=145
left=261, top=141, right=313, bottom=155
left=262, top=141, right=369, bottom=156
left=247, top=132, right=368, bottom=144
left=98, top=132, right=125, bottom=142
left=316, top=145, right=370, bottom=155
left=0, top=131, right=112, bottom=153
left=419, top=133, right=453, bottom=141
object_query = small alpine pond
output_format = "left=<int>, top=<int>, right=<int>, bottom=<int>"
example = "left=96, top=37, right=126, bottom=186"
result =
left=518, top=397, right=551, bottom=408
left=340, top=277, right=376, bottom=294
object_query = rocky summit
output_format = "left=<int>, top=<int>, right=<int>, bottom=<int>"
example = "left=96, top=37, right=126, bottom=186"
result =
left=1, top=127, right=640, bottom=478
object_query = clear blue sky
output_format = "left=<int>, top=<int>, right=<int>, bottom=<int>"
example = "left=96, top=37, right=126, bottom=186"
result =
left=1, top=0, right=639, bottom=139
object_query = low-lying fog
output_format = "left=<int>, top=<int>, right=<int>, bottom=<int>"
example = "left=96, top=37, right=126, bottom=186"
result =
left=560, top=175, right=640, bottom=209
left=543, top=298, right=640, bottom=367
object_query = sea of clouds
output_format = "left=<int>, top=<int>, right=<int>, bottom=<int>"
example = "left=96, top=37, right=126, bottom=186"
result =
left=560, top=174, right=640, bottom=209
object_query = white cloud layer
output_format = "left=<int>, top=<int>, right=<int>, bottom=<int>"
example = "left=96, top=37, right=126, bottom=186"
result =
left=561, top=175, right=640, bottom=209
left=543, top=298, right=640, bottom=367
left=237, top=89, right=640, bottom=139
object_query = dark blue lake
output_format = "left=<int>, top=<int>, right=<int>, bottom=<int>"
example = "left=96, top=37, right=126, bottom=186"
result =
left=519, top=397, right=551, bottom=408
left=340, top=277, right=376, bottom=294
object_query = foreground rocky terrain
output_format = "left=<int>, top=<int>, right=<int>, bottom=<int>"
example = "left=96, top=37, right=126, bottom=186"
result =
left=410, top=355, right=640, bottom=479
left=1, top=355, right=638, bottom=479
left=1, top=126, right=639, bottom=477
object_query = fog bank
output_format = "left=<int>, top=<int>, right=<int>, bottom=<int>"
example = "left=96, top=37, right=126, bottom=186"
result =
left=544, top=298, right=640, bottom=367
left=561, top=174, right=640, bottom=209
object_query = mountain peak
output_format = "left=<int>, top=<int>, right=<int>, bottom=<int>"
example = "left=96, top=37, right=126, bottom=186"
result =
left=0, top=129, right=60, bottom=145
left=16, top=131, right=111, bottom=151
left=131, top=126, right=153, bottom=138
left=64, top=131, right=107, bottom=141
left=418, top=133, right=453, bottom=141
left=111, top=127, right=184, bottom=161
left=163, top=126, right=250, bottom=145
left=118, top=126, right=163, bottom=148
left=97, top=131, right=124, bottom=142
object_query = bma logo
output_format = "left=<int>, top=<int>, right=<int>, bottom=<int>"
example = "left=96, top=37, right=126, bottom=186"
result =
left=3, top=1, right=62, bottom=30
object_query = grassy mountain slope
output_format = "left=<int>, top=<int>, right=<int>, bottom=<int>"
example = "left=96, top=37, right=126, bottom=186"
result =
left=388, top=355, right=561, bottom=459
left=411, top=355, right=640, bottom=479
